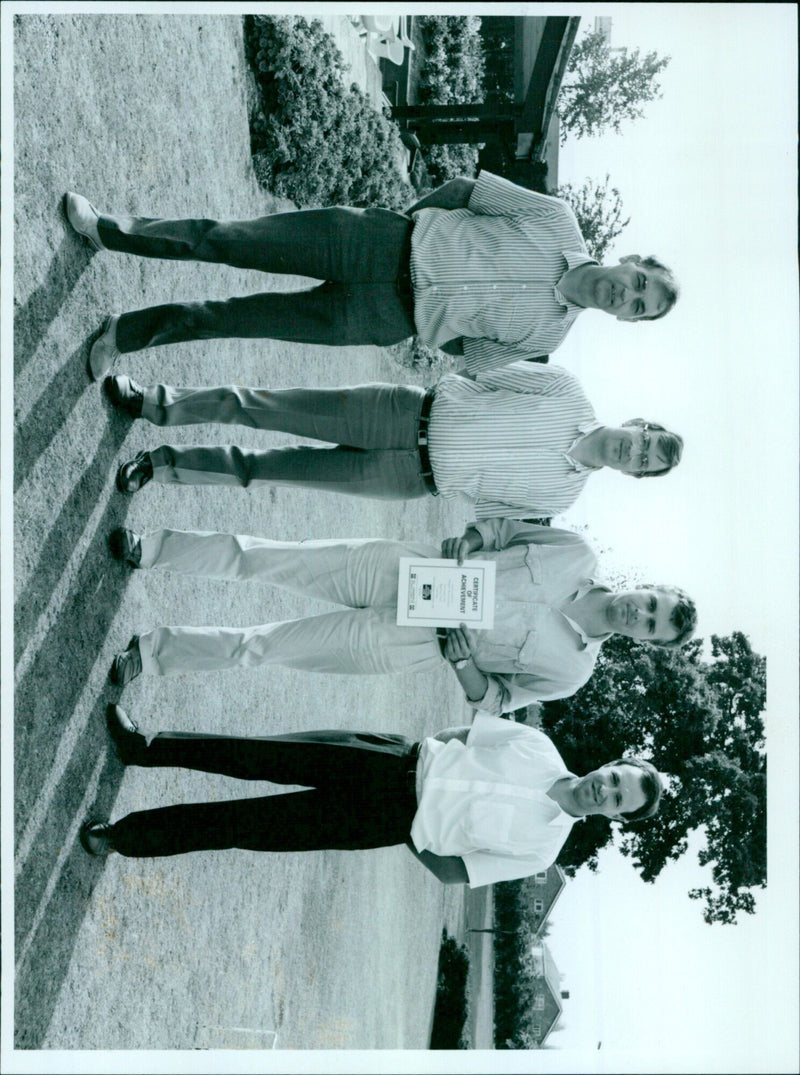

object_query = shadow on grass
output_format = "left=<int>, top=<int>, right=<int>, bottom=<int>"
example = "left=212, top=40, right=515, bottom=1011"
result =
left=14, top=714, right=126, bottom=1049
left=14, top=341, right=103, bottom=492
left=429, top=929, right=471, bottom=1050
left=14, top=414, right=132, bottom=665
left=14, top=236, right=95, bottom=378
left=14, top=472, right=134, bottom=843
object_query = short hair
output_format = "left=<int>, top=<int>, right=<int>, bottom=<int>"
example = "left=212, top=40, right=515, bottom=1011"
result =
left=621, top=419, right=684, bottom=478
left=638, top=255, right=680, bottom=320
left=608, top=756, right=664, bottom=822
left=639, top=584, right=698, bottom=648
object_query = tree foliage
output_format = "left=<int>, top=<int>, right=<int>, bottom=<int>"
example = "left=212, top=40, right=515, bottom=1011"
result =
left=558, top=29, right=671, bottom=144
left=541, top=631, right=767, bottom=925
left=555, top=174, right=631, bottom=262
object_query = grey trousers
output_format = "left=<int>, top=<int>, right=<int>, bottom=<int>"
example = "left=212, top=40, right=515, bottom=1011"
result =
left=144, top=382, right=431, bottom=499
left=97, top=207, right=417, bottom=351
left=136, top=530, right=443, bottom=677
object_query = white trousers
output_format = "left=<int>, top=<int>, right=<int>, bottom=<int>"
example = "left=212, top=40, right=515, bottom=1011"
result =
left=136, top=529, right=442, bottom=677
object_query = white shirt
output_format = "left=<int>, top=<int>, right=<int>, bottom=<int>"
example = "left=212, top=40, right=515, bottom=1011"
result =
left=427, top=363, right=601, bottom=519
left=410, top=170, right=595, bottom=372
left=411, top=715, right=578, bottom=888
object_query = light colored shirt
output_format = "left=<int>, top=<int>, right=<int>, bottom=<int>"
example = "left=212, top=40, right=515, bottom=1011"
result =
left=427, top=362, right=601, bottom=520
left=411, top=715, right=578, bottom=888
left=459, top=521, right=612, bottom=716
left=409, top=170, right=595, bottom=374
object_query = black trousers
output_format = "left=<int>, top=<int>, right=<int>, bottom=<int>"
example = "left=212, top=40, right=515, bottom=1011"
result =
left=97, top=207, right=417, bottom=351
left=109, top=730, right=420, bottom=858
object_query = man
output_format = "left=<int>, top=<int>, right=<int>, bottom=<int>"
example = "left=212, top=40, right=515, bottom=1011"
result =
left=63, top=173, right=679, bottom=381
left=106, top=364, right=683, bottom=518
left=107, top=521, right=697, bottom=715
left=80, top=704, right=663, bottom=886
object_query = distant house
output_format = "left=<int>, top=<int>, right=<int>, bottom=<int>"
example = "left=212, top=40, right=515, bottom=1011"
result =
left=527, top=941, right=569, bottom=1046
left=529, top=864, right=567, bottom=935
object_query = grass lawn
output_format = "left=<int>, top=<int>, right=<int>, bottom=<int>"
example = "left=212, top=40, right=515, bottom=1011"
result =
left=13, top=13, right=472, bottom=1050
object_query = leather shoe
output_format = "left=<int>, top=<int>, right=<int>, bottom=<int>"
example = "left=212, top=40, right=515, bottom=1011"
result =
left=80, top=818, right=116, bottom=856
left=109, top=635, right=143, bottom=686
left=88, top=315, right=120, bottom=381
left=109, top=527, right=142, bottom=566
left=116, top=451, right=153, bottom=494
left=106, top=703, right=148, bottom=764
left=63, top=191, right=104, bottom=251
left=105, top=374, right=144, bottom=418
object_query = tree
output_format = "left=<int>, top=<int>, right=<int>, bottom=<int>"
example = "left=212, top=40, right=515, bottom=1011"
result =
left=541, top=632, right=767, bottom=925
left=557, top=29, right=671, bottom=144
left=554, top=175, right=630, bottom=262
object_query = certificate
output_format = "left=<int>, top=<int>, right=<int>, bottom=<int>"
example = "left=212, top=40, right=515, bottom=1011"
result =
left=396, top=558, right=497, bottom=629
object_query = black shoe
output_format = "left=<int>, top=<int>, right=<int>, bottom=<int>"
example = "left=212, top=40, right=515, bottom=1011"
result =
left=106, top=703, right=148, bottom=764
left=109, top=527, right=142, bottom=567
left=109, top=635, right=143, bottom=686
left=105, top=374, right=144, bottom=418
left=116, top=452, right=153, bottom=494
left=80, top=818, right=116, bottom=856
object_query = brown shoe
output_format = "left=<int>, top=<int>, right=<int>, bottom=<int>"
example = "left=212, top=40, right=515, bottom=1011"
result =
left=109, top=527, right=142, bottom=566
left=105, top=374, right=144, bottom=418
left=116, top=452, right=153, bottom=494
left=109, top=635, right=143, bottom=686
left=80, top=818, right=116, bottom=856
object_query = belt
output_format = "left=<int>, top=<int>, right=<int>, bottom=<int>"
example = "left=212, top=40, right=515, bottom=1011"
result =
left=406, top=742, right=422, bottom=800
left=418, top=388, right=438, bottom=496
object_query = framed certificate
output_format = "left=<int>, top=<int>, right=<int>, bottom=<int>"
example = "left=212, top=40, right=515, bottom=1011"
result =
left=396, top=558, right=497, bottom=629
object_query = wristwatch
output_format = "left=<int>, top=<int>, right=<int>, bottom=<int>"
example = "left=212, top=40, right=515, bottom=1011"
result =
left=452, top=657, right=471, bottom=670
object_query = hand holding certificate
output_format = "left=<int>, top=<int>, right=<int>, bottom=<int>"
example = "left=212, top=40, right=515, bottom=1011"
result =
left=396, top=558, right=497, bottom=629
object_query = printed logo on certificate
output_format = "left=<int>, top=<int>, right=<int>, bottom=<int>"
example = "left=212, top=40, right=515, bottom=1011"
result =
left=396, top=558, right=497, bottom=629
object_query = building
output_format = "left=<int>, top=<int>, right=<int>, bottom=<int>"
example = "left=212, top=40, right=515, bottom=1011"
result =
left=527, top=941, right=570, bottom=1046
left=594, top=16, right=613, bottom=43
left=390, top=16, right=581, bottom=194
left=529, top=864, right=567, bottom=935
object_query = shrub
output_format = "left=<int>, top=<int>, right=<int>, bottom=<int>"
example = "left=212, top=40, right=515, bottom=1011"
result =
left=415, top=16, right=487, bottom=185
left=244, top=15, right=413, bottom=208
left=429, top=931, right=471, bottom=1049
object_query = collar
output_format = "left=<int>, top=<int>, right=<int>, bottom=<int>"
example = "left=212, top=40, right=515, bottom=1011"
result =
left=564, top=420, right=604, bottom=472
left=561, top=581, right=614, bottom=646
left=554, top=250, right=598, bottom=309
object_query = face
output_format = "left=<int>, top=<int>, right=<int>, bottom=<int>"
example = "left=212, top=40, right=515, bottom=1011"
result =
left=605, top=588, right=681, bottom=643
left=587, top=257, right=671, bottom=321
left=599, top=425, right=672, bottom=476
left=572, top=763, right=648, bottom=820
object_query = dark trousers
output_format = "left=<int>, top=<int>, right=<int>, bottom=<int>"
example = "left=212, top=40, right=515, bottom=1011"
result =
left=97, top=207, right=417, bottom=351
left=109, top=730, right=419, bottom=858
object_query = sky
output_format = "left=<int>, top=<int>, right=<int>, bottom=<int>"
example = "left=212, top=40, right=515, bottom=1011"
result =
left=2, top=3, right=797, bottom=1074
left=519, top=5, right=798, bottom=1071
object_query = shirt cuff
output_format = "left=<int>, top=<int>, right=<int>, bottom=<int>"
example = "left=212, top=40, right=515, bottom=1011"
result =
left=472, top=677, right=504, bottom=717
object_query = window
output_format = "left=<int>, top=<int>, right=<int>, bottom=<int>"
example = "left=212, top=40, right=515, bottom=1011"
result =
left=534, top=899, right=545, bottom=913
left=535, top=871, right=548, bottom=885
left=532, top=1024, right=542, bottom=1037
left=534, top=995, right=545, bottom=1011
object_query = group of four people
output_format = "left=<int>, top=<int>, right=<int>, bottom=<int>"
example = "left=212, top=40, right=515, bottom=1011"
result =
left=65, top=171, right=695, bottom=888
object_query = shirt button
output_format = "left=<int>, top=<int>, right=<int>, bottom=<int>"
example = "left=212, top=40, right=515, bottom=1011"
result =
left=522, top=284, right=527, bottom=290
left=492, top=284, right=497, bottom=290
left=462, top=285, right=468, bottom=291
